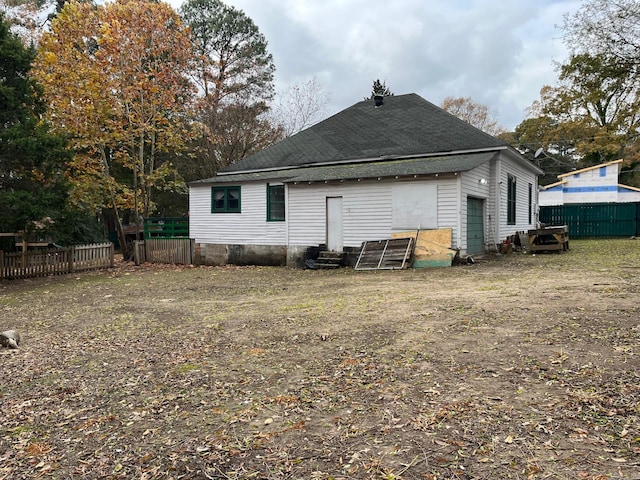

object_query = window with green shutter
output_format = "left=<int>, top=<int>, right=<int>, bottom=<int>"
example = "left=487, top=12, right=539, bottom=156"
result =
left=528, top=183, right=532, bottom=224
left=507, top=175, right=516, bottom=225
left=267, top=184, right=285, bottom=221
left=211, top=186, right=241, bottom=213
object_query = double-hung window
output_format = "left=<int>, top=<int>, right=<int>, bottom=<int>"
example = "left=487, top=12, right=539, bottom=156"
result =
left=211, top=186, right=241, bottom=213
left=267, top=184, right=285, bottom=221
left=507, top=175, right=516, bottom=225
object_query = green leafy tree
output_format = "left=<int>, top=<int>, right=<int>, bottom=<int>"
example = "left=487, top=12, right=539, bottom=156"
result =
left=180, top=0, right=275, bottom=104
left=33, top=0, right=196, bottom=256
left=552, top=53, right=640, bottom=163
left=180, top=0, right=279, bottom=173
left=516, top=52, right=640, bottom=184
left=555, top=0, right=640, bottom=184
left=1, top=12, right=99, bottom=249
left=0, top=12, right=42, bottom=178
left=505, top=115, right=578, bottom=185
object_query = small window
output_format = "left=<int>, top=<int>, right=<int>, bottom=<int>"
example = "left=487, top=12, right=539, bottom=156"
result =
left=267, top=184, right=285, bottom=221
left=211, top=186, right=241, bottom=213
left=599, top=166, right=606, bottom=177
left=507, top=175, right=516, bottom=225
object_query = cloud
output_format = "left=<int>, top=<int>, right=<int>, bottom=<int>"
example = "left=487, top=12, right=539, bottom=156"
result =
left=171, top=0, right=583, bottom=130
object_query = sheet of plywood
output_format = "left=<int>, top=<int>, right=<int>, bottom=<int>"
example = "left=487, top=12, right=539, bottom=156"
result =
left=392, top=229, right=454, bottom=268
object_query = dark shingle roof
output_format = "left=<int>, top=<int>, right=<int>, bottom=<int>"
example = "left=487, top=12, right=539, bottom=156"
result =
left=192, top=152, right=498, bottom=184
left=220, top=93, right=507, bottom=174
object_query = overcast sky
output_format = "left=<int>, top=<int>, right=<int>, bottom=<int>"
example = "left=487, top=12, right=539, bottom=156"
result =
left=171, top=0, right=584, bottom=131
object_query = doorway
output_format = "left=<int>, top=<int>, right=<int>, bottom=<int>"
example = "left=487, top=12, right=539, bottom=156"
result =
left=326, top=197, right=343, bottom=252
left=466, top=197, right=485, bottom=255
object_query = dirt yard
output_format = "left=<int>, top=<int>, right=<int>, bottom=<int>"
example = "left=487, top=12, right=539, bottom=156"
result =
left=1, top=239, right=639, bottom=479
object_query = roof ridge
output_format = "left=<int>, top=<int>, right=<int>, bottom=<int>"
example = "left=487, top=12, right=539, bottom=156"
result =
left=218, top=93, right=508, bottom=175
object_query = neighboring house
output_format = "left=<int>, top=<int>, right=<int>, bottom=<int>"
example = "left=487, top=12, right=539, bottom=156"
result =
left=189, top=93, right=543, bottom=267
left=539, top=159, right=640, bottom=206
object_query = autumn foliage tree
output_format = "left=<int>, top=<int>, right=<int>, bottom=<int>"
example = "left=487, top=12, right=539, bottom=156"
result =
left=34, top=0, right=196, bottom=255
left=539, top=54, right=640, bottom=164
left=561, top=0, right=640, bottom=183
left=441, top=96, right=505, bottom=136
left=513, top=1, right=640, bottom=186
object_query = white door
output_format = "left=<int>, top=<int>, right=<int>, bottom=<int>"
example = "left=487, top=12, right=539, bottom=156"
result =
left=326, top=196, right=343, bottom=252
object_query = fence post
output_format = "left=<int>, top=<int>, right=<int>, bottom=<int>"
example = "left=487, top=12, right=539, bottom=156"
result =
left=0, top=250, right=3, bottom=280
left=133, top=240, right=143, bottom=266
left=68, top=246, right=74, bottom=273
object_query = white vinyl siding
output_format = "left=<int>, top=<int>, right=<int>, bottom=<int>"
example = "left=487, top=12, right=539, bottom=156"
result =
left=288, top=181, right=392, bottom=247
left=189, top=182, right=286, bottom=245
left=188, top=152, right=541, bottom=256
left=540, top=161, right=640, bottom=205
left=288, top=178, right=462, bottom=248
left=460, top=164, right=491, bottom=248
left=539, top=186, right=564, bottom=206
left=564, top=164, right=619, bottom=203
left=435, top=179, right=459, bottom=249
left=498, top=159, right=538, bottom=239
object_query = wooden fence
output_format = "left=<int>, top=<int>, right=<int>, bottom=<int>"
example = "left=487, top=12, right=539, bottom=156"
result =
left=134, top=238, right=194, bottom=266
left=0, top=243, right=114, bottom=280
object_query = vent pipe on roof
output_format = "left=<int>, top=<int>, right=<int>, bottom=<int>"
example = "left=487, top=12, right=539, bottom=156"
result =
left=374, top=95, right=384, bottom=107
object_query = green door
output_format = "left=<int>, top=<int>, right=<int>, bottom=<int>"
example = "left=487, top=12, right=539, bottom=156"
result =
left=467, top=197, right=485, bottom=255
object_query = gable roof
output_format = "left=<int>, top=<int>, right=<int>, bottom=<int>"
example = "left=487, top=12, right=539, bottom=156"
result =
left=220, top=93, right=508, bottom=175
left=557, top=159, right=623, bottom=178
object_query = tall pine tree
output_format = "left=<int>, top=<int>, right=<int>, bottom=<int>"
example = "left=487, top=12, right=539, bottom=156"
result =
left=367, top=79, right=393, bottom=99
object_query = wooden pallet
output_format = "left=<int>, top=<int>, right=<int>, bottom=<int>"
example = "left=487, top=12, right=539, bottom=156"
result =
left=528, top=225, right=569, bottom=253
left=355, top=237, right=414, bottom=270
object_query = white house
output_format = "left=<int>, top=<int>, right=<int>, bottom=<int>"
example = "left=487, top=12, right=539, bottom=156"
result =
left=539, top=159, right=640, bottom=206
left=189, top=94, right=543, bottom=267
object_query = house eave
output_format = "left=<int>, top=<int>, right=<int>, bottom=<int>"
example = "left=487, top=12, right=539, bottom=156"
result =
left=503, top=147, right=544, bottom=175
left=188, top=151, right=500, bottom=186
left=292, top=171, right=460, bottom=185
left=215, top=146, right=509, bottom=177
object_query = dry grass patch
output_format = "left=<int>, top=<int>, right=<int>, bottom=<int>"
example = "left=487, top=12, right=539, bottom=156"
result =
left=1, top=239, right=639, bottom=479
